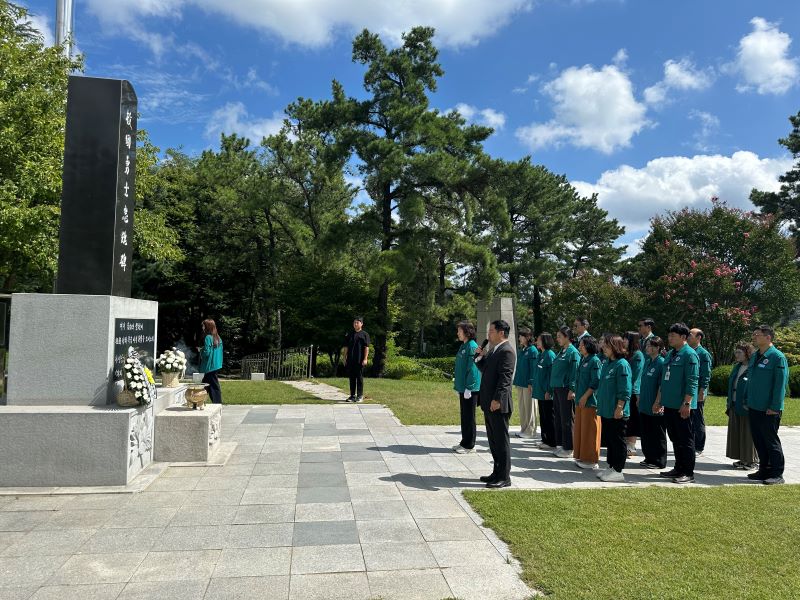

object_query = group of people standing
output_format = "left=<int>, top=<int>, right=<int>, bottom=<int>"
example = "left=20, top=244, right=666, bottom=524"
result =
left=452, top=317, right=789, bottom=487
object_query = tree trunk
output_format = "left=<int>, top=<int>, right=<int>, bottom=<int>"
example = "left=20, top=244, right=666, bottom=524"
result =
left=373, top=279, right=389, bottom=377
left=533, top=284, right=543, bottom=335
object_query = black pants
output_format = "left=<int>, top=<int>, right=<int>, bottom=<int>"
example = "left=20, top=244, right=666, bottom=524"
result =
left=639, top=412, right=667, bottom=468
left=664, top=407, right=695, bottom=476
left=202, top=369, right=222, bottom=404
left=552, top=387, right=574, bottom=450
left=749, top=409, right=784, bottom=478
left=484, top=409, right=511, bottom=481
left=459, top=393, right=478, bottom=449
left=693, top=400, right=706, bottom=452
left=627, top=394, right=641, bottom=438
left=601, top=417, right=628, bottom=472
left=347, top=364, right=364, bottom=397
left=537, top=398, right=556, bottom=447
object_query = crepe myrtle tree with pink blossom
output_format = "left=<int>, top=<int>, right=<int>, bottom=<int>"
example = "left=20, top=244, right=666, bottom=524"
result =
left=624, top=199, right=800, bottom=363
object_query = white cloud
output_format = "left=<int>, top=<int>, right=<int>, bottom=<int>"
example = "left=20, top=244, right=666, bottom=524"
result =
left=573, top=151, right=793, bottom=233
left=644, top=58, right=714, bottom=106
left=687, top=110, right=720, bottom=152
left=205, top=102, right=285, bottom=144
left=612, top=48, right=628, bottom=66
left=451, top=103, right=506, bottom=130
left=516, top=63, right=649, bottom=154
left=84, top=0, right=531, bottom=50
left=731, top=17, right=799, bottom=95
left=17, top=9, right=54, bottom=46
left=512, top=73, right=539, bottom=94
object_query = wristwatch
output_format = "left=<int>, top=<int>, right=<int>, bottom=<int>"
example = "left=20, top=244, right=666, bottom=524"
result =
left=682, top=402, right=691, bottom=407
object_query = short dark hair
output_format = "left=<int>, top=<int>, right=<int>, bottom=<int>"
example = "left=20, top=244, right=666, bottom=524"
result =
left=557, top=325, right=572, bottom=341
left=518, top=326, right=533, bottom=345
left=668, top=322, right=690, bottom=338
left=538, top=332, right=555, bottom=350
left=353, top=316, right=364, bottom=323
left=490, top=319, right=510, bottom=337
left=457, top=321, right=476, bottom=341
left=580, top=336, right=599, bottom=355
left=638, top=317, right=655, bottom=328
left=646, top=336, right=665, bottom=352
left=623, top=331, right=641, bottom=358
left=693, top=328, right=705, bottom=340
left=602, top=333, right=627, bottom=359
left=574, top=317, right=589, bottom=327
left=735, top=343, right=754, bottom=360
left=754, top=324, right=775, bottom=339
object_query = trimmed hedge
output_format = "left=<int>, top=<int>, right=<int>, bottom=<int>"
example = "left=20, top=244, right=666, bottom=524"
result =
left=710, top=365, right=733, bottom=396
left=383, top=356, right=451, bottom=381
left=790, top=365, right=800, bottom=398
left=416, top=357, right=455, bottom=375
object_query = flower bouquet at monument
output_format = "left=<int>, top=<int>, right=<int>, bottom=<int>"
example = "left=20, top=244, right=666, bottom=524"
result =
left=118, top=347, right=155, bottom=407
left=157, top=347, right=187, bottom=387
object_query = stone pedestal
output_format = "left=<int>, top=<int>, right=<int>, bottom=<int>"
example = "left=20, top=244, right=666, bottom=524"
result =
left=154, top=384, right=188, bottom=415
left=7, top=293, right=158, bottom=406
left=155, top=404, right=222, bottom=463
left=0, top=404, right=153, bottom=486
left=477, top=297, right=518, bottom=348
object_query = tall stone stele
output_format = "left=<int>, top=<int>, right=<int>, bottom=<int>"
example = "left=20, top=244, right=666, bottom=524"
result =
left=1, top=76, right=159, bottom=487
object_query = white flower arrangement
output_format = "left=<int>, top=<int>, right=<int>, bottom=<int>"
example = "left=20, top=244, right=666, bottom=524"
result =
left=122, top=349, right=154, bottom=406
left=157, top=347, right=187, bottom=374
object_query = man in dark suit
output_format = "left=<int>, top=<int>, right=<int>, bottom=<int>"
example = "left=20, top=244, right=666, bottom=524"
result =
left=474, top=319, right=516, bottom=488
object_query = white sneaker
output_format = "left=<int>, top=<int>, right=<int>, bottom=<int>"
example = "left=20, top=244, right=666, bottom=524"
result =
left=453, top=446, right=475, bottom=454
left=451, top=444, right=463, bottom=452
left=600, top=469, right=625, bottom=482
left=518, top=432, right=535, bottom=439
left=555, top=448, right=573, bottom=458
left=576, top=461, right=599, bottom=470
left=595, top=467, right=611, bottom=479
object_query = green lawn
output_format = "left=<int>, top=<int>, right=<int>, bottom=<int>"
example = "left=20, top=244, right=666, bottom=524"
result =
left=218, top=378, right=800, bottom=427
left=465, top=486, right=800, bottom=600
left=218, top=380, right=330, bottom=405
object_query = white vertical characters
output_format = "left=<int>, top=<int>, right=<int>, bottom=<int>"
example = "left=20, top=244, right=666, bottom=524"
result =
left=125, top=134, right=132, bottom=150
left=122, top=205, right=129, bottom=224
left=123, top=182, right=129, bottom=198
left=120, top=231, right=128, bottom=246
left=119, top=253, right=127, bottom=272
left=125, top=109, right=133, bottom=129
left=125, top=154, right=130, bottom=176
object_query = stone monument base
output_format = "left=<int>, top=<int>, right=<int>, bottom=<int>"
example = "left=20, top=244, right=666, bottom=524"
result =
left=0, top=404, right=153, bottom=487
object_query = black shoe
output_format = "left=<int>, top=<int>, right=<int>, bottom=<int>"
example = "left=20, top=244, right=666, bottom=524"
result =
left=640, top=461, right=659, bottom=470
left=355, top=395, right=364, bottom=403
left=479, top=475, right=496, bottom=483
left=747, top=471, right=769, bottom=480
left=763, top=476, right=785, bottom=485
left=659, top=469, right=680, bottom=478
left=672, top=475, right=695, bottom=484
left=345, top=395, right=355, bottom=403
left=486, top=479, right=511, bottom=488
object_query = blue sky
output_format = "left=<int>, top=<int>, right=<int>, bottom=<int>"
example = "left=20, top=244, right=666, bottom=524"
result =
left=21, top=0, right=800, bottom=250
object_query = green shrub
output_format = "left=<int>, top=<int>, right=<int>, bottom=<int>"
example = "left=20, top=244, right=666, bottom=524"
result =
left=315, top=359, right=334, bottom=377
left=710, top=365, right=733, bottom=396
left=383, top=356, right=451, bottom=381
left=775, top=326, right=800, bottom=367
left=789, top=365, right=800, bottom=397
left=416, top=357, right=455, bottom=376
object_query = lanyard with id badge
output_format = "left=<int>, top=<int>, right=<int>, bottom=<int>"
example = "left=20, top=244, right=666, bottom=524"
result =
left=664, top=350, right=681, bottom=382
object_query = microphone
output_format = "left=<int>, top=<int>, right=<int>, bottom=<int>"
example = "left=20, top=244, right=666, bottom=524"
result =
left=474, top=339, right=489, bottom=363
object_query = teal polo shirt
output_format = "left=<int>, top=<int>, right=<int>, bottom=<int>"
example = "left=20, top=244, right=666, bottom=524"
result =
left=596, top=358, right=632, bottom=419
left=745, top=345, right=788, bottom=412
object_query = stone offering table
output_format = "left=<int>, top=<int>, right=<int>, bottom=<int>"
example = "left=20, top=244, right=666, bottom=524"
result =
left=154, top=403, right=222, bottom=463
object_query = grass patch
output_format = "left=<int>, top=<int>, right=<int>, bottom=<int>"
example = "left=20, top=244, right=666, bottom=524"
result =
left=322, top=377, right=521, bottom=426
left=703, top=394, right=799, bottom=425
left=218, top=380, right=330, bottom=405
left=464, top=486, right=800, bottom=600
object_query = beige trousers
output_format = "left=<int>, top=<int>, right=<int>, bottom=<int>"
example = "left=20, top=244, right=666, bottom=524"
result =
left=516, top=385, right=537, bottom=436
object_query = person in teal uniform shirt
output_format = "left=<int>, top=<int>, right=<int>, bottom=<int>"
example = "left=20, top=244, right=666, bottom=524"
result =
left=622, top=331, right=644, bottom=457
left=595, top=333, right=632, bottom=482
left=653, top=323, right=699, bottom=484
left=532, top=333, right=557, bottom=450
left=514, top=327, right=539, bottom=439
left=550, top=326, right=580, bottom=458
left=573, top=336, right=602, bottom=469
left=726, top=343, right=757, bottom=470
left=688, top=328, right=712, bottom=455
left=638, top=336, right=667, bottom=469
left=745, top=325, right=789, bottom=485
left=452, top=321, right=482, bottom=454
left=200, top=318, right=224, bottom=404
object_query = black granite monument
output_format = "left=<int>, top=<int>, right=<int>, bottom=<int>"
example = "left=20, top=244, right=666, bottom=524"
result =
left=55, top=76, right=137, bottom=297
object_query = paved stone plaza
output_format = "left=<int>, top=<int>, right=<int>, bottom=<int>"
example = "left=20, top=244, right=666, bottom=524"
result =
left=0, top=382, right=797, bottom=600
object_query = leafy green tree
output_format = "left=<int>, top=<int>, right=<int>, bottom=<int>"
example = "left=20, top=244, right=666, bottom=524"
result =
left=750, top=110, right=800, bottom=252
left=302, top=27, right=495, bottom=375
left=624, top=200, right=800, bottom=362
left=0, top=1, right=81, bottom=291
